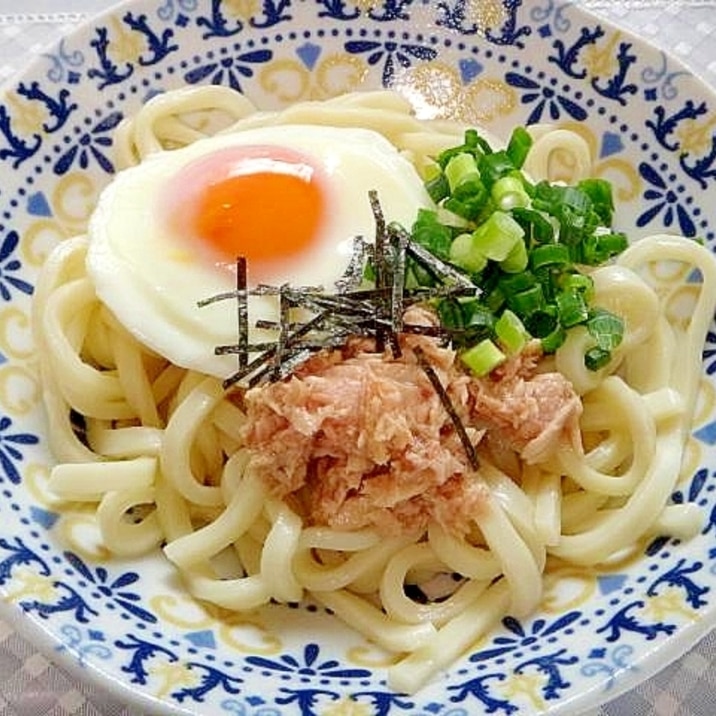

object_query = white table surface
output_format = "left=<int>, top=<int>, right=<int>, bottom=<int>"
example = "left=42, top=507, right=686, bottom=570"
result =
left=0, top=1, right=716, bottom=715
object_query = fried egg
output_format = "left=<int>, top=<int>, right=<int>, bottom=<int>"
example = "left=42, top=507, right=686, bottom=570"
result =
left=86, top=124, right=433, bottom=378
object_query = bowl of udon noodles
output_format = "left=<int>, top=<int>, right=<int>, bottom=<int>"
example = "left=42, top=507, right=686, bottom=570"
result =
left=3, top=1, right=716, bottom=714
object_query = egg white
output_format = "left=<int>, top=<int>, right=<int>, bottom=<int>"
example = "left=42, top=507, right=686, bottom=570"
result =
left=86, top=124, right=433, bottom=378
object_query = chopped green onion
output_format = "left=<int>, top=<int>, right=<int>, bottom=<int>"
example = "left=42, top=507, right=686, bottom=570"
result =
left=411, top=208, right=453, bottom=261
left=425, top=170, right=450, bottom=203
left=541, top=323, right=567, bottom=353
left=578, top=178, right=614, bottom=225
left=435, top=205, right=470, bottom=229
left=443, top=193, right=488, bottom=222
left=506, top=126, right=533, bottom=168
left=463, top=128, right=479, bottom=148
left=495, top=309, right=529, bottom=354
left=499, top=270, right=537, bottom=295
left=507, top=283, right=545, bottom=316
left=524, top=305, right=559, bottom=338
left=471, top=131, right=493, bottom=155
left=478, top=150, right=515, bottom=189
left=453, top=177, right=487, bottom=202
left=436, top=128, right=491, bottom=167
left=587, top=308, right=624, bottom=351
left=560, top=272, right=594, bottom=296
left=584, top=346, right=612, bottom=371
left=461, top=299, right=494, bottom=325
left=512, top=207, right=555, bottom=244
left=582, top=231, right=629, bottom=265
left=492, top=175, right=530, bottom=211
left=474, top=211, right=524, bottom=262
left=404, top=260, right=435, bottom=288
left=530, top=243, right=571, bottom=270
left=437, top=135, right=480, bottom=170
left=460, top=338, right=506, bottom=377
left=462, top=303, right=496, bottom=345
left=397, top=125, right=632, bottom=373
left=450, top=232, right=487, bottom=273
left=501, top=237, right=529, bottom=273
left=483, top=283, right=506, bottom=313
left=557, top=188, right=593, bottom=246
left=533, top=182, right=600, bottom=254
left=556, top=289, right=589, bottom=327
left=436, top=297, right=464, bottom=330
left=445, top=153, right=480, bottom=192
left=449, top=211, right=526, bottom=273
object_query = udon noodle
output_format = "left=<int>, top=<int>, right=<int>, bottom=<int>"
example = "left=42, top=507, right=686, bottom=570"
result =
left=32, top=87, right=716, bottom=693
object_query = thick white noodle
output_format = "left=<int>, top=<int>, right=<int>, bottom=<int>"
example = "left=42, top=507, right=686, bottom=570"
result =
left=32, top=88, right=716, bottom=694
left=49, top=456, right=157, bottom=501
left=97, top=486, right=163, bottom=556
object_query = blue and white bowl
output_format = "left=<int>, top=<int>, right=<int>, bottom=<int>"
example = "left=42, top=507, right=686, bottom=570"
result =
left=1, top=1, right=716, bottom=714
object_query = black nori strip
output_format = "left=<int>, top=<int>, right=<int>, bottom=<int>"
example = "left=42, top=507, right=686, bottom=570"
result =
left=252, top=318, right=356, bottom=343
left=221, top=310, right=332, bottom=389
left=285, top=291, right=377, bottom=318
left=387, top=330, right=402, bottom=359
left=390, top=225, right=409, bottom=343
left=236, top=256, right=248, bottom=369
left=407, top=241, right=477, bottom=290
left=399, top=323, right=446, bottom=338
left=223, top=347, right=276, bottom=389
left=251, top=284, right=281, bottom=296
left=405, top=284, right=476, bottom=300
left=273, top=285, right=291, bottom=381
left=196, top=289, right=242, bottom=307
left=251, top=283, right=325, bottom=296
left=371, top=190, right=388, bottom=289
left=370, top=190, right=390, bottom=353
left=335, top=236, right=370, bottom=294
left=202, top=193, right=487, bottom=416
left=253, top=318, right=305, bottom=331
left=270, top=347, right=315, bottom=382
left=217, top=340, right=319, bottom=354
left=413, top=345, right=479, bottom=471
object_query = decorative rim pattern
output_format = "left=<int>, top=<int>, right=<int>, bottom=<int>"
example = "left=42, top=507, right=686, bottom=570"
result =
left=0, top=1, right=716, bottom=714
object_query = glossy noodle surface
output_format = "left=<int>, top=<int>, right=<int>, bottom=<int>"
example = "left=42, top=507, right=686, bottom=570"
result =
left=33, top=86, right=716, bottom=694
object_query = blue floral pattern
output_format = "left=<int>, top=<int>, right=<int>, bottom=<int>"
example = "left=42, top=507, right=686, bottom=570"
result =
left=184, top=49, right=273, bottom=91
left=63, top=553, right=158, bottom=623
left=246, top=643, right=372, bottom=679
left=53, top=111, right=124, bottom=175
left=345, top=38, right=437, bottom=87
left=505, top=71, right=587, bottom=124
left=0, top=415, right=38, bottom=482
left=637, top=162, right=696, bottom=236
left=0, top=1, right=715, bottom=714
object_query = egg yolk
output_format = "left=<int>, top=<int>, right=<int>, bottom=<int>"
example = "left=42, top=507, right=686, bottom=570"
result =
left=190, top=150, right=326, bottom=264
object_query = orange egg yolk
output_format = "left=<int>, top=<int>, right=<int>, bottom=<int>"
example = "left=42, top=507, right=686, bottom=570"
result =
left=191, top=153, right=325, bottom=264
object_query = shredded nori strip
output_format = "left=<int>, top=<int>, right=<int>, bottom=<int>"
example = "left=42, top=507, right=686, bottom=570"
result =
left=370, top=190, right=390, bottom=353
left=370, top=190, right=388, bottom=289
left=198, top=192, right=483, bottom=468
left=413, top=345, right=479, bottom=471
left=236, top=257, right=248, bottom=369
left=335, top=236, right=370, bottom=293
left=196, top=290, right=238, bottom=306
left=253, top=318, right=307, bottom=331
left=273, top=285, right=291, bottom=381
left=221, top=310, right=332, bottom=389
left=252, top=283, right=325, bottom=295
left=222, top=348, right=276, bottom=389
left=390, top=225, right=409, bottom=347
left=407, top=241, right=476, bottom=290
